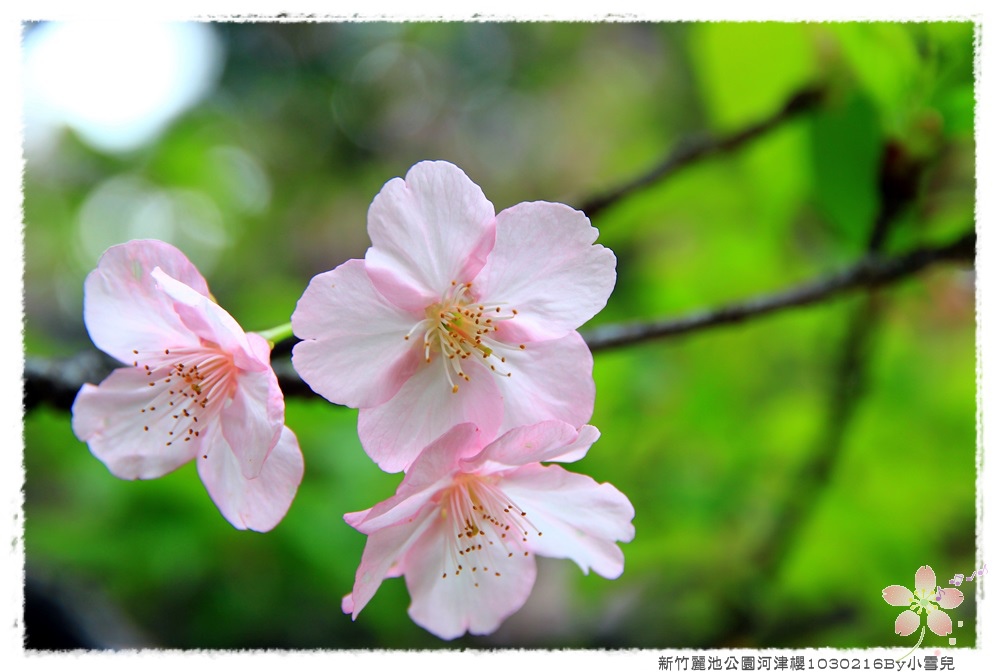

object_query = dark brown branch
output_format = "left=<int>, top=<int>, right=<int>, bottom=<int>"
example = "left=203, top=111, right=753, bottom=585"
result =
left=22, top=350, right=320, bottom=414
left=22, top=231, right=974, bottom=414
left=583, top=229, right=975, bottom=353
left=578, top=86, right=826, bottom=218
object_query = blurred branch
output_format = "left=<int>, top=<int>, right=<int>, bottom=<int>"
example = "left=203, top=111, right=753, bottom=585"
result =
left=751, top=140, right=926, bottom=582
left=23, top=230, right=973, bottom=414
left=22, top=351, right=322, bottom=414
left=712, top=141, right=935, bottom=646
left=578, top=86, right=826, bottom=218
left=585, top=228, right=975, bottom=353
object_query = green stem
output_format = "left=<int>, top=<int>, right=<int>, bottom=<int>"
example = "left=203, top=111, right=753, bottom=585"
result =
left=897, top=625, right=926, bottom=662
left=255, top=322, right=294, bottom=348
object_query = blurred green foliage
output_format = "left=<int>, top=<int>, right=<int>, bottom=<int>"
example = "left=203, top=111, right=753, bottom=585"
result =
left=22, top=22, right=977, bottom=649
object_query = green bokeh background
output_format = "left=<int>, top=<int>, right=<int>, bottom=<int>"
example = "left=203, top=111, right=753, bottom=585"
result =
left=22, top=21, right=978, bottom=649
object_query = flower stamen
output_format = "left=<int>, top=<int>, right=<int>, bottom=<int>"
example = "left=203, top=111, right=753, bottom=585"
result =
left=133, top=345, right=235, bottom=448
left=405, top=281, right=521, bottom=393
left=438, top=476, right=537, bottom=586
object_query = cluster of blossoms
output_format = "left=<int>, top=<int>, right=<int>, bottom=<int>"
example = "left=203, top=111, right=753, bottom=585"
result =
left=72, top=160, right=634, bottom=639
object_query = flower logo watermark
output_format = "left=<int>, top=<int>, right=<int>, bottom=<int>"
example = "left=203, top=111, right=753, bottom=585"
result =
left=883, top=565, right=967, bottom=660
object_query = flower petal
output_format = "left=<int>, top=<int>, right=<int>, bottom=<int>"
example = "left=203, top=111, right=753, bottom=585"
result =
left=344, top=509, right=438, bottom=619
left=475, top=201, right=616, bottom=341
left=937, top=587, right=964, bottom=610
left=462, top=422, right=599, bottom=474
left=882, top=585, right=914, bottom=607
left=357, top=360, right=503, bottom=473
left=350, top=424, right=484, bottom=534
left=496, top=332, right=596, bottom=435
left=196, top=425, right=304, bottom=532
left=71, top=368, right=201, bottom=479
left=365, top=161, right=496, bottom=312
left=499, top=463, right=635, bottom=579
left=151, top=268, right=262, bottom=372
left=928, top=608, right=954, bottom=636
left=83, top=240, right=207, bottom=363
left=403, top=515, right=537, bottom=640
left=219, top=363, right=284, bottom=480
left=291, top=260, right=422, bottom=408
left=915, top=565, right=937, bottom=594
left=895, top=610, right=920, bottom=636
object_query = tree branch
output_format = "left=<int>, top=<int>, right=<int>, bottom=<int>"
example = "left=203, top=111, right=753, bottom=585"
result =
left=22, top=230, right=974, bottom=414
left=709, top=139, right=944, bottom=646
left=22, top=351, right=327, bottom=415
left=578, top=86, right=826, bottom=218
left=584, top=229, right=975, bottom=353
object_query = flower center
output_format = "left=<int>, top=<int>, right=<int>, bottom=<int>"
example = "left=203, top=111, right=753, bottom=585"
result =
left=404, top=281, right=524, bottom=393
left=910, top=587, right=941, bottom=615
left=131, top=344, right=236, bottom=451
left=437, top=475, right=541, bottom=588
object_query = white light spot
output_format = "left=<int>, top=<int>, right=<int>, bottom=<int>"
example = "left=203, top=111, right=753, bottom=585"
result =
left=23, top=21, right=222, bottom=154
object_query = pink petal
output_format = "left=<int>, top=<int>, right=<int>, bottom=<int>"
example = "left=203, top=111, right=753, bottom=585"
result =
left=345, top=510, right=438, bottom=619
left=357, top=360, right=503, bottom=473
left=83, top=240, right=207, bottom=364
left=927, top=609, right=953, bottom=636
left=196, top=425, right=304, bottom=532
left=71, top=368, right=201, bottom=479
left=349, top=424, right=483, bottom=534
left=937, top=587, right=964, bottom=610
left=882, top=585, right=914, bottom=607
left=495, top=332, right=596, bottom=435
left=151, top=268, right=262, bottom=371
left=499, top=463, right=635, bottom=579
left=219, top=365, right=284, bottom=480
left=551, top=424, right=602, bottom=464
left=895, top=610, right=920, bottom=636
left=403, top=515, right=538, bottom=640
left=462, top=421, right=598, bottom=474
left=474, top=201, right=616, bottom=341
left=915, top=565, right=937, bottom=594
left=365, top=161, right=496, bottom=313
left=291, top=260, right=422, bottom=408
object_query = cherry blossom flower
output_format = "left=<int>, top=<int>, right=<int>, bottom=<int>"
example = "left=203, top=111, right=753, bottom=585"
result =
left=71, top=239, right=304, bottom=532
left=292, top=160, right=616, bottom=472
left=340, top=420, right=635, bottom=640
left=883, top=565, right=964, bottom=637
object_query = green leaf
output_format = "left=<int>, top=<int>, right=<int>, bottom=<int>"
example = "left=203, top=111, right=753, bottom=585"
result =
left=810, top=93, right=883, bottom=249
left=689, top=22, right=817, bottom=130
left=827, top=23, right=921, bottom=125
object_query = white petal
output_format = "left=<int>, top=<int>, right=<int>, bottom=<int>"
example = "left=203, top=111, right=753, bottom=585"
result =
left=365, top=161, right=496, bottom=312
left=496, top=332, right=596, bottom=435
left=219, top=367, right=284, bottom=479
left=500, top=463, right=635, bottom=579
left=197, top=425, right=304, bottom=532
left=72, top=368, right=201, bottom=479
left=462, top=422, right=598, bottom=474
left=345, top=509, right=438, bottom=619
left=475, top=201, right=616, bottom=340
left=83, top=240, right=206, bottom=363
left=357, top=360, right=503, bottom=473
left=403, top=515, right=538, bottom=640
left=151, top=268, right=262, bottom=371
left=351, top=424, right=484, bottom=534
left=291, top=260, right=422, bottom=408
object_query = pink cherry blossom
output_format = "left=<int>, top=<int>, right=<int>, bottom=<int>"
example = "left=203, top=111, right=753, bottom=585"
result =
left=883, top=565, right=964, bottom=637
left=292, top=160, right=616, bottom=472
left=340, top=420, right=635, bottom=640
left=71, top=239, right=304, bottom=532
